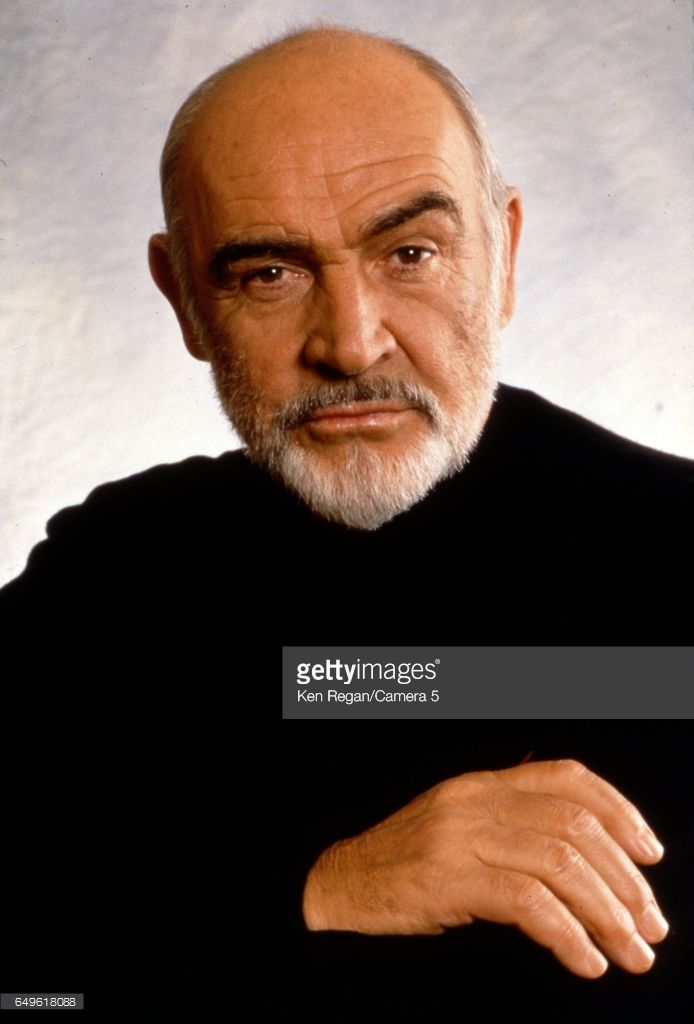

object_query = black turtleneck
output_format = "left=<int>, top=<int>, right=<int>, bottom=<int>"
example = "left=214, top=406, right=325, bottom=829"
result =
left=1, top=386, right=691, bottom=1018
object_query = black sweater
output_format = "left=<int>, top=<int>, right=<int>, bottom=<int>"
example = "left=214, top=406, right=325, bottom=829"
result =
left=2, top=386, right=692, bottom=1019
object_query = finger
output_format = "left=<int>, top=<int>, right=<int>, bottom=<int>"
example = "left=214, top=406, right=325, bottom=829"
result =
left=495, top=760, right=664, bottom=864
left=458, top=863, right=609, bottom=979
left=481, top=783, right=669, bottom=945
left=469, top=820, right=658, bottom=972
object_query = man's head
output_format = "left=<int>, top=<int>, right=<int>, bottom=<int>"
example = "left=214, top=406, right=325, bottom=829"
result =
left=149, top=26, right=522, bottom=529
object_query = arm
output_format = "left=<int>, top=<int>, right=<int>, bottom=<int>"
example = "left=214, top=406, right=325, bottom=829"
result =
left=302, top=759, right=668, bottom=978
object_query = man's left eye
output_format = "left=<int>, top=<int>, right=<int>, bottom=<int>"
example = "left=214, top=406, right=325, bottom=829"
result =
left=391, top=246, right=434, bottom=269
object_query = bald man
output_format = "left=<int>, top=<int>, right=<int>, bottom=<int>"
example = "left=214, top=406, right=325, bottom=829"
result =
left=148, top=26, right=517, bottom=536
left=1, top=26, right=692, bottom=1017
left=2, top=25, right=690, bottom=642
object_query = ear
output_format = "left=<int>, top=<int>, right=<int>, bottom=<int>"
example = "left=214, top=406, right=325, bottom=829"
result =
left=148, top=233, right=210, bottom=361
left=498, top=187, right=523, bottom=329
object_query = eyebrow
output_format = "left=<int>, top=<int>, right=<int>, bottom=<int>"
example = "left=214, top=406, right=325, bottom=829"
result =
left=208, top=189, right=463, bottom=278
left=360, top=189, right=463, bottom=240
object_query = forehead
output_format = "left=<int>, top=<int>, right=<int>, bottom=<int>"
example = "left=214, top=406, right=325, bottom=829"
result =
left=176, top=47, right=483, bottom=253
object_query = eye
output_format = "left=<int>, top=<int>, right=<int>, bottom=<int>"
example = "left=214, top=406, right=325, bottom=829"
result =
left=241, top=264, right=311, bottom=301
left=388, top=245, right=435, bottom=276
left=246, top=265, right=289, bottom=285
left=396, top=246, right=431, bottom=264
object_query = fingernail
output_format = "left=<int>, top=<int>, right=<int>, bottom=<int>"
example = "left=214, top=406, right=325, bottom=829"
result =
left=584, top=946, right=608, bottom=978
left=629, top=933, right=655, bottom=970
left=640, top=903, right=669, bottom=943
left=636, top=833, right=664, bottom=860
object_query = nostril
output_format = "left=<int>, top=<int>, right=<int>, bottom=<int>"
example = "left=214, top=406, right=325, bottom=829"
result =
left=302, top=328, right=395, bottom=377
left=302, top=360, right=355, bottom=381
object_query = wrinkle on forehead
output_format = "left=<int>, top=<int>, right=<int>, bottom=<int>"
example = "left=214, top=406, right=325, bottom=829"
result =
left=216, top=152, right=457, bottom=190
left=199, top=174, right=467, bottom=257
left=182, top=128, right=477, bottom=233
left=177, top=42, right=483, bottom=260
left=197, top=154, right=462, bottom=205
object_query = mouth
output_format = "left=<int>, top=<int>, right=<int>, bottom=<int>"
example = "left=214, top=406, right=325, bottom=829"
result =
left=299, top=400, right=418, bottom=438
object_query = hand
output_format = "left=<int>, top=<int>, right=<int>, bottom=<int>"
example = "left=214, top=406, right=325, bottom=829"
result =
left=302, top=759, right=669, bottom=978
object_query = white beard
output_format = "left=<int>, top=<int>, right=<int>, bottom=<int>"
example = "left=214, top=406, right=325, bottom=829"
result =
left=266, top=406, right=476, bottom=531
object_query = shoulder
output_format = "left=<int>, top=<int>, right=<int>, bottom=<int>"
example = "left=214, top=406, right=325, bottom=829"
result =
left=42, top=448, right=259, bottom=536
left=74, top=448, right=253, bottom=509
left=0, top=449, right=267, bottom=605
left=492, top=384, right=694, bottom=497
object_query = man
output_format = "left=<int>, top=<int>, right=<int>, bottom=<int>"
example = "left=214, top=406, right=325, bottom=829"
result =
left=2, top=26, right=690, bottom=644
left=1, top=26, right=691, bottom=1016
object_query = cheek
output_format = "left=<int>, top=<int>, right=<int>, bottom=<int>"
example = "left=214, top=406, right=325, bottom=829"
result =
left=210, top=305, right=305, bottom=400
left=387, top=291, right=477, bottom=382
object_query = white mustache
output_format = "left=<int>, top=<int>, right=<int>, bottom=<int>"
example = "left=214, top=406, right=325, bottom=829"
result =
left=276, top=377, right=443, bottom=431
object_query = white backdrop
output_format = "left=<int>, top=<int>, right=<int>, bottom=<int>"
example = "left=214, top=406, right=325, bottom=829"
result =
left=1, top=0, right=692, bottom=586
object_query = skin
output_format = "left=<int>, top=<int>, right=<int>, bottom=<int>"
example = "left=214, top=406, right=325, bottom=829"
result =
left=148, top=31, right=668, bottom=976
left=303, top=759, right=669, bottom=978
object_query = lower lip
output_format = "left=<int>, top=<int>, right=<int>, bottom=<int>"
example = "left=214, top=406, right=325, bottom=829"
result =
left=303, top=409, right=413, bottom=437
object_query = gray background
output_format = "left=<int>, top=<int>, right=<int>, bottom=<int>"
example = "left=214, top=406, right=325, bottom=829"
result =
left=2, top=0, right=692, bottom=586
left=283, top=646, right=694, bottom=718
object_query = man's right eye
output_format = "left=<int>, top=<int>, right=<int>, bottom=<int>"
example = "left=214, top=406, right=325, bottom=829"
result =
left=240, top=264, right=311, bottom=302
left=245, top=265, right=288, bottom=285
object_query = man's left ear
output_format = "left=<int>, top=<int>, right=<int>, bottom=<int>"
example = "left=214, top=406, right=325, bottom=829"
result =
left=498, top=187, right=523, bottom=329
left=148, top=233, right=209, bottom=362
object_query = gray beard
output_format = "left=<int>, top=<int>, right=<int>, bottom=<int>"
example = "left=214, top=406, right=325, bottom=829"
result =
left=252, top=376, right=489, bottom=529
left=267, top=426, right=472, bottom=530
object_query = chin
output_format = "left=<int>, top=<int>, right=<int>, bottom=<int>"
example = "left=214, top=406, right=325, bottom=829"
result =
left=264, top=430, right=468, bottom=531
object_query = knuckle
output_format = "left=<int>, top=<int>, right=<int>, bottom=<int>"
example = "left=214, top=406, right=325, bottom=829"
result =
left=511, top=877, right=551, bottom=916
left=432, top=772, right=491, bottom=807
left=626, top=872, right=654, bottom=911
left=600, top=904, right=634, bottom=943
left=563, top=806, right=602, bottom=842
left=544, top=839, right=582, bottom=877
left=550, top=916, right=583, bottom=954
left=612, top=792, right=642, bottom=828
left=430, top=777, right=459, bottom=806
left=556, top=758, right=590, bottom=780
left=622, top=860, right=650, bottom=892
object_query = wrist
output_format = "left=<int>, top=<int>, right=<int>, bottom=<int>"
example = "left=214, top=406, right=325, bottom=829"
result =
left=302, top=843, right=347, bottom=931
left=302, top=847, right=337, bottom=929
left=302, top=860, right=327, bottom=930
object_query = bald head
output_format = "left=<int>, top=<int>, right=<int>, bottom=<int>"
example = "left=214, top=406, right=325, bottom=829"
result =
left=159, top=27, right=507, bottom=292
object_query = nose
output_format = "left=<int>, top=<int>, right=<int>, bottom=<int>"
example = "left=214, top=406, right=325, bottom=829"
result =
left=301, top=268, right=397, bottom=376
